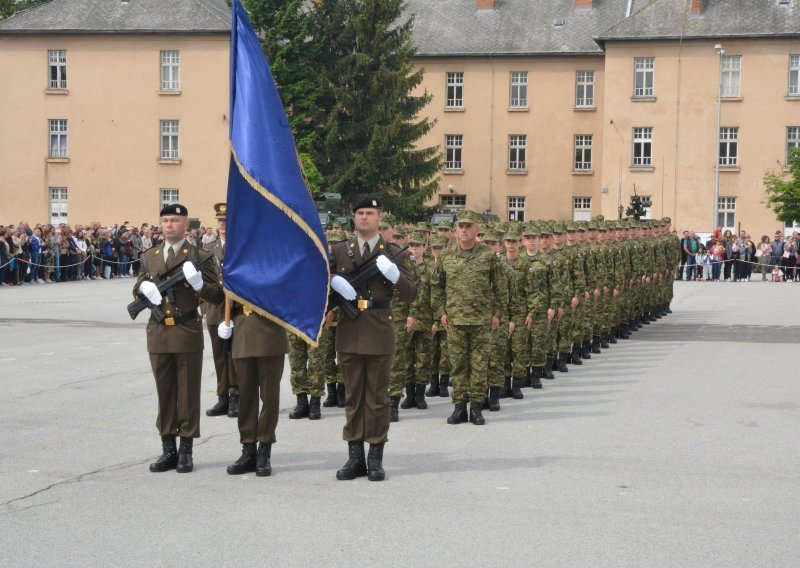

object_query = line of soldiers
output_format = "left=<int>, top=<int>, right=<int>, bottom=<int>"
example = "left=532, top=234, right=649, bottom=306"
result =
left=288, top=210, right=681, bottom=426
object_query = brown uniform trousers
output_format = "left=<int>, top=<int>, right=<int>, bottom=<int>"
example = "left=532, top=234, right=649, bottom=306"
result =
left=329, top=237, right=416, bottom=444
left=203, top=238, right=238, bottom=397
left=232, top=307, right=288, bottom=444
left=134, top=242, right=224, bottom=438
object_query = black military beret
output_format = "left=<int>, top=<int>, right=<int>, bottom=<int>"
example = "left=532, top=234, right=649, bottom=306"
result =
left=352, top=197, right=383, bottom=213
left=160, top=203, right=189, bottom=217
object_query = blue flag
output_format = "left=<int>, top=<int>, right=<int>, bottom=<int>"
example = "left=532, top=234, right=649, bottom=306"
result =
left=224, top=0, right=329, bottom=345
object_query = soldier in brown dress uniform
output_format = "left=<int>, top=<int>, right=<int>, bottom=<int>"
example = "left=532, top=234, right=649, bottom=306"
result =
left=204, top=202, right=239, bottom=418
left=328, top=197, right=416, bottom=481
left=134, top=204, right=224, bottom=473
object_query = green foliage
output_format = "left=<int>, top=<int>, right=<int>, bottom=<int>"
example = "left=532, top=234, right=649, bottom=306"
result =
left=0, top=0, right=49, bottom=21
left=299, top=152, right=324, bottom=195
left=763, top=148, right=800, bottom=223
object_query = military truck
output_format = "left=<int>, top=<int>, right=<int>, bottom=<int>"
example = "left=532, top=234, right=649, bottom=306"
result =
left=315, top=192, right=354, bottom=231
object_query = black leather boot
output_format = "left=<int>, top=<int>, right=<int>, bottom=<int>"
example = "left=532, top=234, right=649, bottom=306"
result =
left=544, top=357, right=555, bottom=379
left=488, top=387, right=501, bottom=411
left=666, top=303, right=672, bottom=314
left=367, top=443, right=385, bottom=482
left=415, top=384, right=428, bottom=410
left=227, top=394, right=239, bottom=418
left=308, top=396, right=321, bottom=420
left=336, top=383, right=346, bottom=408
left=581, top=341, right=591, bottom=359
left=389, top=396, right=400, bottom=422
left=511, top=377, right=524, bottom=400
left=499, top=377, right=512, bottom=398
left=524, top=368, right=532, bottom=388
left=149, top=436, right=178, bottom=472
left=619, top=324, right=630, bottom=339
left=439, top=375, right=450, bottom=397
left=322, top=383, right=338, bottom=407
left=447, top=402, right=468, bottom=424
left=426, top=374, right=440, bottom=397
left=176, top=437, right=193, bottom=473
left=600, top=333, right=611, bottom=348
left=226, top=442, right=257, bottom=475
left=557, top=353, right=569, bottom=372
left=400, top=383, right=416, bottom=409
left=469, top=402, right=486, bottom=425
left=531, top=368, right=543, bottom=389
left=336, top=441, right=367, bottom=480
left=205, top=395, right=228, bottom=417
left=289, top=393, right=310, bottom=419
left=592, top=336, right=602, bottom=353
left=642, top=313, right=652, bottom=324
left=256, top=442, right=272, bottom=477
left=571, top=346, right=583, bottom=365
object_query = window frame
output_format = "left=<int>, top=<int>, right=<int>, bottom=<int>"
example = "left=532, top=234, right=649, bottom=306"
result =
left=574, top=134, right=593, bottom=171
left=632, top=127, right=653, bottom=167
left=509, top=71, right=528, bottom=108
left=49, top=119, right=68, bottom=158
left=717, top=196, right=736, bottom=230
left=160, top=188, right=180, bottom=210
left=508, top=134, right=527, bottom=172
left=439, top=194, right=466, bottom=210
left=444, top=134, right=463, bottom=171
left=160, top=120, right=180, bottom=160
left=49, top=187, right=68, bottom=225
left=718, top=127, right=739, bottom=167
left=573, top=197, right=592, bottom=221
left=445, top=72, right=464, bottom=109
left=48, top=50, right=67, bottom=90
left=633, top=57, right=655, bottom=98
left=788, top=126, right=800, bottom=165
left=721, top=55, right=741, bottom=98
left=789, top=55, right=800, bottom=97
left=160, top=50, right=180, bottom=91
left=575, top=70, right=595, bottom=108
left=507, top=196, right=525, bottom=221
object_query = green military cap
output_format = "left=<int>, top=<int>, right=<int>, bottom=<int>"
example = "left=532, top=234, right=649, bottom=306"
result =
left=662, top=217, right=671, bottom=224
left=577, top=221, right=587, bottom=232
left=504, top=224, right=523, bottom=240
left=538, top=222, right=552, bottom=236
left=482, top=230, right=501, bottom=243
left=415, top=221, right=431, bottom=232
left=594, top=214, right=605, bottom=221
left=430, top=235, right=449, bottom=247
left=379, top=213, right=396, bottom=228
left=587, top=220, right=599, bottom=230
left=497, top=221, right=510, bottom=233
left=408, top=231, right=427, bottom=245
left=565, top=221, right=580, bottom=232
left=552, top=221, right=566, bottom=234
left=455, top=210, right=481, bottom=224
left=437, top=220, right=453, bottom=230
left=522, top=221, right=540, bottom=237
left=393, top=225, right=407, bottom=237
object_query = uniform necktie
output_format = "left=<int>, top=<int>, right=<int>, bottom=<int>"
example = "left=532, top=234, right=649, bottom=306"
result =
left=166, top=246, right=176, bottom=269
left=363, top=242, right=370, bottom=256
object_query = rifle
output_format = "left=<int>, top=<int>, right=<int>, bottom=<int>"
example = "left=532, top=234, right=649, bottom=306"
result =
left=127, top=253, right=214, bottom=322
left=331, top=245, right=409, bottom=320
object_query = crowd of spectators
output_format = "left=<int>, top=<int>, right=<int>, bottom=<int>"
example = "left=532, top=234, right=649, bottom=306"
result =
left=677, top=228, right=800, bottom=282
left=0, top=221, right=212, bottom=286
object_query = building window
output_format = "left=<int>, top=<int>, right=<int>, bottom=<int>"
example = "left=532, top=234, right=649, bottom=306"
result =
left=48, top=50, right=67, bottom=89
left=790, top=55, right=800, bottom=96
left=160, top=188, right=180, bottom=210
left=160, top=120, right=179, bottom=159
left=508, top=197, right=525, bottom=221
left=717, top=197, right=736, bottom=229
left=575, top=70, right=594, bottom=107
left=439, top=194, right=466, bottom=209
left=632, top=127, right=652, bottom=167
left=446, top=72, right=464, bottom=108
left=639, top=195, right=653, bottom=220
left=573, top=197, right=591, bottom=221
left=574, top=135, right=593, bottom=171
left=508, top=135, right=527, bottom=171
left=160, top=50, right=180, bottom=91
left=49, top=187, right=68, bottom=225
left=509, top=71, right=528, bottom=108
left=721, top=55, right=741, bottom=97
left=719, top=127, right=739, bottom=166
left=634, top=57, right=654, bottom=97
left=445, top=134, right=463, bottom=170
left=788, top=127, right=800, bottom=165
left=49, top=119, right=68, bottom=158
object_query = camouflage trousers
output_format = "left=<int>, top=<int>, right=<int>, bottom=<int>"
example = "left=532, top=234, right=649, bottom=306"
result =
left=571, top=301, right=589, bottom=344
left=289, top=334, right=324, bottom=397
left=557, top=305, right=577, bottom=353
left=449, top=324, right=490, bottom=404
left=308, top=326, right=337, bottom=395
left=529, top=312, right=553, bottom=368
left=506, top=319, right=529, bottom=378
left=431, top=330, right=450, bottom=376
left=488, top=322, right=509, bottom=388
left=408, top=329, right=432, bottom=385
left=389, top=321, right=411, bottom=397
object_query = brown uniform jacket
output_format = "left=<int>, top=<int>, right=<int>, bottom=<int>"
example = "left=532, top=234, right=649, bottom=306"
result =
left=202, top=238, right=226, bottom=325
left=231, top=306, right=288, bottom=359
left=329, top=237, right=417, bottom=355
left=133, top=241, right=224, bottom=353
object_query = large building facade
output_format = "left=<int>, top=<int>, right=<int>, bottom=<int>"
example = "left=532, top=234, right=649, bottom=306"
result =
left=0, top=0, right=230, bottom=227
left=409, top=0, right=800, bottom=234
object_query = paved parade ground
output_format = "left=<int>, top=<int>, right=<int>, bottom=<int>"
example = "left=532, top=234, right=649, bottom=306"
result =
left=1, top=278, right=798, bottom=567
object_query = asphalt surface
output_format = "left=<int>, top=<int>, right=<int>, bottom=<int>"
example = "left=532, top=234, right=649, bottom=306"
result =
left=1, top=277, right=798, bottom=567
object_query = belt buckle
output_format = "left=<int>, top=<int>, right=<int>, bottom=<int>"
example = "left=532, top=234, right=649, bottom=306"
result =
left=164, top=317, right=175, bottom=326
left=357, top=298, right=369, bottom=311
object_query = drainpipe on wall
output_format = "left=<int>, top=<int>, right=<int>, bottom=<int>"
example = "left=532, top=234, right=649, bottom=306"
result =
left=489, top=52, right=495, bottom=217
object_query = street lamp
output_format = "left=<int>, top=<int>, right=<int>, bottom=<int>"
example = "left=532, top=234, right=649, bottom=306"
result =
left=713, top=44, right=725, bottom=231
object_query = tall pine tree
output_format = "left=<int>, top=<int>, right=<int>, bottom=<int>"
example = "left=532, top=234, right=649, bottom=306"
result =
left=312, top=0, right=440, bottom=217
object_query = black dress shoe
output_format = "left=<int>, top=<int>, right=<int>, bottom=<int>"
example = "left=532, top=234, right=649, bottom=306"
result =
left=336, top=441, right=367, bottom=480
left=176, top=437, right=193, bottom=473
left=227, top=443, right=257, bottom=475
left=149, top=436, right=178, bottom=472
left=206, top=395, right=229, bottom=417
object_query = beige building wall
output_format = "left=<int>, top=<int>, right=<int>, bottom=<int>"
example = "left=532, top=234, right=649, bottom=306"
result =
left=0, top=33, right=230, bottom=228
left=415, top=56, right=605, bottom=221
left=600, top=38, right=800, bottom=235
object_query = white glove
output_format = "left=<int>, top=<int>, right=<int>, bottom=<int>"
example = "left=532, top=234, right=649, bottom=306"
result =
left=217, top=321, right=234, bottom=340
left=182, top=262, right=203, bottom=292
left=331, top=275, right=357, bottom=301
left=138, top=281, right=162, bottom=305
left=376, top=255, right=400, bottom=284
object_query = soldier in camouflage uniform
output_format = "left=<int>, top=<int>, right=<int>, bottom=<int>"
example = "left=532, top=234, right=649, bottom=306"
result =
left=427, top=235, right=450, bottom=398
left=483, top=229, right=513, bottom=410
left=550, top=222, right=577, bottom=372
left=533, top=223, right=562, bottom=380
left=431, top=210, right=510, bottom=425
left=388, top=243, right=416, bottom=422
left=500, top=224, right=529, bottom=401
left=404, top=232, right=434, bottom=410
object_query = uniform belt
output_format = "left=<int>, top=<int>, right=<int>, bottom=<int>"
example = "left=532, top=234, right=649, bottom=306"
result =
left=355, top=300, right=391, bottom=310
left=152, top=310, right=200, bottom=326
